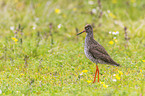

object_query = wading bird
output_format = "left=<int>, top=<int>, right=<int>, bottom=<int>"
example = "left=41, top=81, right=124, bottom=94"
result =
left=77, top=24, right=120, bottom=83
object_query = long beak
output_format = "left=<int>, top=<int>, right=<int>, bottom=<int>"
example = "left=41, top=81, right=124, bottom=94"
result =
left=77, top=30, right=86, bottom=35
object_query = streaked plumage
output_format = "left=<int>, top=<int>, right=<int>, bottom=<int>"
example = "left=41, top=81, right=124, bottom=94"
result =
left=77, top=24, right=120, bottom=83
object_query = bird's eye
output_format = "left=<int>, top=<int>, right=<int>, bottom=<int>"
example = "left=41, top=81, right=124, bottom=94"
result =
left=86, top=27, right=89, bottom=30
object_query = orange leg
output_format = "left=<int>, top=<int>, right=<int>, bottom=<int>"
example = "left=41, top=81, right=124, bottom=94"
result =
left=97, top=65, right=99, bottom=82
left=93, top=65, right=99, bottom=83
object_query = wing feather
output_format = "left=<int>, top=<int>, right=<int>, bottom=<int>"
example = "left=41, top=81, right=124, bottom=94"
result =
left=89, top=44, right=120, bottom=66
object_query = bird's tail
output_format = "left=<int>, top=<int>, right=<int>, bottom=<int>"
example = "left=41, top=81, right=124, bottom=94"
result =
left=113, top=63, right=121, bottom=67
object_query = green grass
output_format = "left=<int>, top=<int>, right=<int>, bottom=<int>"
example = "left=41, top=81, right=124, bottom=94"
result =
left=0, top=0, right=145, bottom=95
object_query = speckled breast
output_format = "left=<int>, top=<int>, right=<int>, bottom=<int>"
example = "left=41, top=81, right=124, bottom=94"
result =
left=84, top=43, right=97, bottom=64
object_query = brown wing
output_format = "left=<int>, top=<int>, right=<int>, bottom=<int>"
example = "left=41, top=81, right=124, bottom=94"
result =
left=89, top=44, right=120, bottom=66
left=92, top=39, right=110, bottom=56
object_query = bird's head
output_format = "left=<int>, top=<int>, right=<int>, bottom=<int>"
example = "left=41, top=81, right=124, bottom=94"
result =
left=85, top=24, right=93, bottom=33
left=77, top=24, right=93, bottom=35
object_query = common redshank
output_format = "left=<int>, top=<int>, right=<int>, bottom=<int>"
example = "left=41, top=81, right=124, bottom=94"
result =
left=77, top=24, right=120, bottom=83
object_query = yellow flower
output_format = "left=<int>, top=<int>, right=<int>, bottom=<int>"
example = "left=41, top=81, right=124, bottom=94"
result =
left=11, top=37, right=18, bottom=42
left=103, top=84, right=108, bottom=88
left=130, top=0, right=136, bottom=3
left=115, top=75, right=121, bottom=80
left=109, top=13, right=116, bottom=19
left=87, top=80, right=92, bottom=83
left=140, top=69, right=142, bottom=73
left=73, top=8, right=77, bottom=11
left=82, top=70, right=88, bottom=73
left=142, top=60, right=145, bottom=62
left=62, top=14, right=66, bottom=18
left=112, top=0, right=117, bottom=4
left=55, top=8, right=61, bottom=14
left=15, top=0, right=18, bottom=3
left=113, top=39, right=118, bottom=43
left=109, top=41, right=114, bottom=45
left=36, top=3, right=41, bottom=7
left=135, top=66, right=138, bottom=68
left=20, top=73, right=24, bottom=76
left=100, top=82, right=105, bottom=84
left=118, top=70, right=123, bottom=75
left=16, top=2, right=23, bottom=8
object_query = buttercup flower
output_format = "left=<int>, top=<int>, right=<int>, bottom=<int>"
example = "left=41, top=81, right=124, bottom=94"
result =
left=73, top=8, right=77, bottom=11
left=62, top=14, right=66, bottom=18
left=112, top=0, right=117, bottom=4
left=20, top=73, right=24, bottom=76
left=113, top=39, right=118, bottom=43
left=115, top=75, right=121, bottom=80
left=118, top=70, right=123, bottom=75
left=130, top=0, right=136, bottom=3
left=109, top=13, right=116, bottom=19
left=103, top=84, right=108, bottom=88
left=87, top=80, right=92, bottom=83
left=11, top=37, right=18, bottom=42
left=100, top=82, right=108, bottom=88
left=55, top=8, right=61, bottom=14
left=82, top=70, right=88, bottom=73
left=109, top=41, right=114, bottom=45
left=100, top=82, right=105, bottom=84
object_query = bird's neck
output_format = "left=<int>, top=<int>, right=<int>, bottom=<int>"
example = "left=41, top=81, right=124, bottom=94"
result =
left=85, top=32, right=94, bottom=45
left=86, top=32, right=94, bottom=39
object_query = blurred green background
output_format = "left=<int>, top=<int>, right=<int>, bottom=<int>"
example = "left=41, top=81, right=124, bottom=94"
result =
left=0, top=0, right=145, bottom=95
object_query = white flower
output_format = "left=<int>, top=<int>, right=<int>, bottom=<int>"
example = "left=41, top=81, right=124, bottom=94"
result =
left=97, top=7, right=100, bottom=10
left=92, top=9, right=96, bottom=14
left=0, top=89, right=2, bottom=94
left=114, top=20, right=118, bottom=24
left=35, top=17, right=39, bottom=21
left=109, top=31, right=112, bottom=34
left=10, top=26, right=14, bottom=30
left=107, top=10, right=110, bottom=13
left=32, top=24, right=37, bottom=30
left=113, top=74, right=116, bottom=76
left=116, top=31, right=119, bottom=34
left=112, top=32, right=116, bottom=35
left=133, top=3, right=136, bottom=7
left=113, top=37, right=116, bottom=39
left=112, top=79, right=117, bottom=82
left=112, top=31, right=119, bottom=35
left=33, top=26, right=36, bottom=30
left=88, top=1, right=94, bottom=5
left=80, top=72, right=83, bottom=76
left=58, top=24, right=62, bottom=29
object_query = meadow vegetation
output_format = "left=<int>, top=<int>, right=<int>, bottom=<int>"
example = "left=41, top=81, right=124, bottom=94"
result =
left=0, top=0, right=145, bottom=95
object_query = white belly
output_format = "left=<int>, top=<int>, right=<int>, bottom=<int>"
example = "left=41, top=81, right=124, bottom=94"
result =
left=84, top=47, right=96, bottom=63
